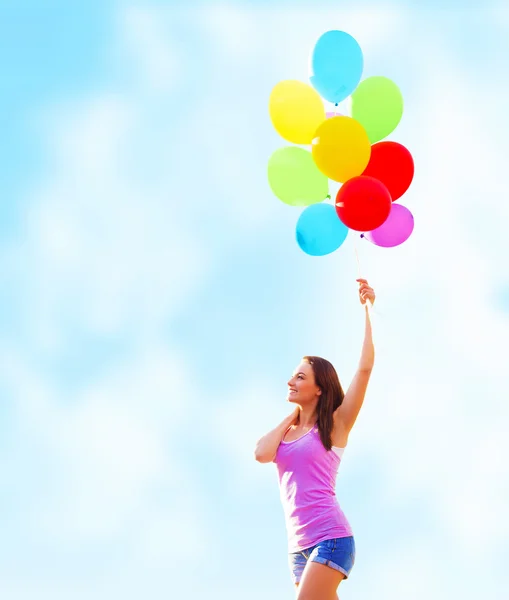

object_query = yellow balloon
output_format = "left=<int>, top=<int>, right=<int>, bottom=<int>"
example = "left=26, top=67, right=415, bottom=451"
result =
left=269, top=80, right=326, bottom=145
left=311, top=116, right=371, bottom=182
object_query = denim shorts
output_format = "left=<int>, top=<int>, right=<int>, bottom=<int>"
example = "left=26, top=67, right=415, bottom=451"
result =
left=288, top=536, right=356, bottom=584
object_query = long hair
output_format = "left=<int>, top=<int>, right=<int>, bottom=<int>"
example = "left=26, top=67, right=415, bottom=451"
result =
left=303, top=356, right=344, bottom=451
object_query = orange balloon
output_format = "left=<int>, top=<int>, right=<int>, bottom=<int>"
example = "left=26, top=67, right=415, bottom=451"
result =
left=311, top=116, right=371, bottom=183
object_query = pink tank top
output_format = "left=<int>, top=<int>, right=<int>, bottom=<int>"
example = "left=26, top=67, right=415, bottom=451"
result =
left=274, top=424, right=353, bottom=553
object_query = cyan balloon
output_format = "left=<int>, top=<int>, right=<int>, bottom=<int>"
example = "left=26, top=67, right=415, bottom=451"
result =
left=310, top=30, right=363, bottom=104
left=296, top=203, right=349, bottom=256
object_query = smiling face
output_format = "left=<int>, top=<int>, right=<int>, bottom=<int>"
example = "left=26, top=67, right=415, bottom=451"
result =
left=287, top=360, right=322, bottom=405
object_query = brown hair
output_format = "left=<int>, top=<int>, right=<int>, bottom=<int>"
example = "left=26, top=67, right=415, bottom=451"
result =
left=303, top=356, right=344, bottom=451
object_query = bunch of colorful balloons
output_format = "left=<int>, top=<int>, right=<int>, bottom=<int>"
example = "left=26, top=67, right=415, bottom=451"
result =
left=267, top=30, right=415, bottom=256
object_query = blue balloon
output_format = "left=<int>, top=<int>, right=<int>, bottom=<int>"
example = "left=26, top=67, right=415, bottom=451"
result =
left=296, top=203, right=349, bottom=256
left=310, top=30, right=364, bottom=104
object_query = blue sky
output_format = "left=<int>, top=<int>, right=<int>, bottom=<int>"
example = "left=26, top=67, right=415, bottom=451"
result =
left=1, top=1, right=508, bottom=599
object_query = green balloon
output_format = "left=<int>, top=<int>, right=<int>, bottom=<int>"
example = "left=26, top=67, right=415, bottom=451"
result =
left=351, top=76, right=404, bottom=144
left=268, top=146, right=329, bottom=206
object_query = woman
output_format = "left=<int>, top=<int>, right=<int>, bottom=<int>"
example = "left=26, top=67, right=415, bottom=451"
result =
left=254, top=278, right=375, bottom=600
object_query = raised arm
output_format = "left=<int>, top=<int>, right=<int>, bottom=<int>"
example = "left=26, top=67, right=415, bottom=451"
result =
left=254, top=407, right=300, bottom=463
left=334, top=279, right=375, bottom=434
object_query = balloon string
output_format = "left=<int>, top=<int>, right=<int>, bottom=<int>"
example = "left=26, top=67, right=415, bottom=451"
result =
left=353, top=234, right=362, bottom=278
left=353, top=233, right=374, bottom=312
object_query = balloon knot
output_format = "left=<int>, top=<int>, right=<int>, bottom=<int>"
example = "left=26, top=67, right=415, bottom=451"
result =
left=360, top=233, right=365, bottom=238
left=326, top=194, right=331, bottom=200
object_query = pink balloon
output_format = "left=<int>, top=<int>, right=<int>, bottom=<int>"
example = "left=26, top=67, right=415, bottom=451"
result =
left=362, top=203, right=414, bottom=248
left=326, top=111, right=343, bottom=119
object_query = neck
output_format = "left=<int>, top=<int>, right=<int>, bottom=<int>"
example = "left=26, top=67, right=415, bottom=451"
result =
left=297, top=407, right=317, bottom=428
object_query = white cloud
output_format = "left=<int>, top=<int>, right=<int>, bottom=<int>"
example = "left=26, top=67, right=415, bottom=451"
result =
left=197, top=3, right=409, bottom=75
left=350, top=541, right=453, bottom=600
left=0, top=7, right=216, bottom=592
left=22, top=87, right=208, bottom=341
left=50, top=93, right=134, bottom=174
left=121, top=5, right=180, bottom=93
left=0, top=345, right=205, bottom=547
left=494, top=2, right=509, bottom=25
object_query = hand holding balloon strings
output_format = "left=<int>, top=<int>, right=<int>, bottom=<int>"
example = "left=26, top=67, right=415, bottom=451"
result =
left=356, top=278, right=375, bottom=310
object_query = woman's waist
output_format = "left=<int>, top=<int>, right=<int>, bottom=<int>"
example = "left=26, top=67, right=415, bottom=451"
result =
left=284, top=502, right=350, bottom=532
left=281, top=493, right=341, bottom=515
left=280, top=485, right=338, bottom=504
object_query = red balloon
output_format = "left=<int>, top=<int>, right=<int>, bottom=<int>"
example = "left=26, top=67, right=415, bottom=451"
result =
left=361, top=141, right=414, bottom=201
left=336, top=176, right=391, bottom=232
